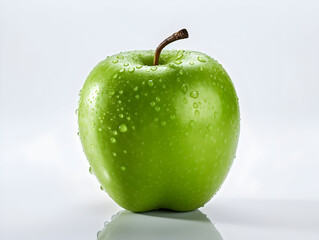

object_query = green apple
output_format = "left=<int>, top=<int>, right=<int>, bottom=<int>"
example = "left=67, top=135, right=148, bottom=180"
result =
left=78, top=29, right=240, bottom=212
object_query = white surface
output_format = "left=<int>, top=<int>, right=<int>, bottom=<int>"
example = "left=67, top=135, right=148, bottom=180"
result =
left=1, top=0, right=319, bottom=239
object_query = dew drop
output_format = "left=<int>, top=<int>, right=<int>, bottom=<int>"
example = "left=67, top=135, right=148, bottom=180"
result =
left=161, top=121, right=167, bottom=126
left=133, top=86, right=138, bottom=91
left=199, top=66, right=204, bottom=71
left=189, top=120, right=195, bottom=127
left=100, top=185, right=104, bottom=190
left=117, top=55, right=124, bottom=59
left=155, top=106, right=161, bottom=112
left=77, top=131, right=80, bottom=136
left=135, top=94, right=140, bottom=99
left=119, top=123, right=128, bottom=132
left=183, top=98, right=188, bottom=104
left=98, top=128, right=102, bottom=131
left=113, top=74, right=118, bottom=79
left=112, top=152, right=117, bottom=157
left=179, top=70, right=184, bottom=75
left=126, top=116, right=131, bottom=121
left=197, top=56, right=206, bottom=62
left=119, top=113, right=124, bottom=118
left=120, top=166, right=126, bottom=171
left=123, top=149, right=127, bottom=154
left=136, top=64, right=142, bottom=69
left=150, top=66, right=157, bottom=71
left=128, top=67, right=135, bottom=73
left=112, top=130, right=118, bottom=135
left=181, top=84, right=187, bottom=93
left=148, top=80, right=154, bottom=87
left=189, top=61, right=194, bottom=65
left=193, top=102, right=199, bottom=108
left=175, top=60, right=182, bottom=65
left=123, top=63, right=129, bottom=67
left=170, top=114, right=176, bottom=120
left=75, top=108, right=78, bottom=115
left=195, top=110, right=200, bottom=116
left=112, top=59, right=118, bottom=63
left=119, top=68, right=125, bottom=73
left=150, top=101, right=156, bottom=107
left=190, top=91, right=199, bottom=99
left=119, top=90, right=123, bottom=94
left=110, top=137, right=116, bottom=143
left=155, top=97, right=160, bottom=102
left=89, top=166, right=93, bottom=174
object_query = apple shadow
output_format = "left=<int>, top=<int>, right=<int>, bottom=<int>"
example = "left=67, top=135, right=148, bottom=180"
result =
left=96, top=209, right=223, bottom=240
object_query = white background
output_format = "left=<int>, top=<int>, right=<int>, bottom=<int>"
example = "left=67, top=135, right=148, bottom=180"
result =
left=1, top=0, right=319, bottom=239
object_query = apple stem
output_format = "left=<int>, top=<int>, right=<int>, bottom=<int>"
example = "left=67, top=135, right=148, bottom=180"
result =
left=153, top=29, right=189, bottom=66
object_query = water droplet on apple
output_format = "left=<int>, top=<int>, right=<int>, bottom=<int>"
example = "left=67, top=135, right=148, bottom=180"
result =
left=133, top=86, right=138, bottom=91
left=155, top=106, right=161, bottom=112
left=189, top=61, right=194, bottom=65
left=75, top=108, right=78, bottom=115
left=175, top=60, right=182, bottom=65
left=145, top=68, right=150, bottom=72
left=170, top=114, right=176, bottom=119
left=117, top=55, right=124, bottom=59
left=155, top=97, right=160, bottom=102
left=119, top=90, right=123, bottom=94
left=154, top=117, right=158, bottom=122
left=197, top=56, right=206, bottom=62
left=77, top=131, right=80, bottom=136
left=89, top=166, right=93, bottom=174
left=194, top=110, right=200, bottom=116
left=120, top=166, right=126, bottom=171
left=161, top=121, right=167, bottom=126
left=180, top=84, right=187, bottom=93
left=189, top=120, right=195, bottom=127
left=150, top=101, right=156, bottom=107
left=128, top=67, right=135, bottom=73
left=112, top=152, right=117, bottom=157
left=150, top=66, right=157, bottom=71
left=136, top=64, right=142, bottom=69
left=98, top=128, right=102, bottom=131
left=199, top=66, right=204, bottom=71
left=119, top=123, right=128, bottom=132
left=190, top=91, right=199, bottom=99
left=148, top=80, right=154, bottom=87
left=123, top=149, right=127, bottom=154
left=126, top=116, right=131, bottom=121
left=135, top=94, right=140, bottom=99
left=112, top=130, right=118, bottom=135
left=123, top=63, right=129, bottom=67
left=119, top=113, right=124, bottom=118
left=113, top=74, right=118, bottom=79
left=179, top=70, right=183, bottom=75
left=193, top=102, right=199, bottom=108
left=176, top=51, right=183, bottom=59
left=110, top=137, right=116, bottom=143
left=112, top=59, right=118, bottom=63
left=109, top=91, right=115, bottom=96
left=100, top=185, right=104, bottom=190
left=183, top=98, right=188, bottom=104
left=119, top=68, right=125, bottom=73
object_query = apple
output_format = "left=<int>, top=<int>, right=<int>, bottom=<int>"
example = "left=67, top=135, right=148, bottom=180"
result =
left=78, top=29, right=240, bottom=212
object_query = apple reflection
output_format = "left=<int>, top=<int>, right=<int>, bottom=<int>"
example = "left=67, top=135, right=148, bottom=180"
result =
left=97, top=210, right=223, bottom=240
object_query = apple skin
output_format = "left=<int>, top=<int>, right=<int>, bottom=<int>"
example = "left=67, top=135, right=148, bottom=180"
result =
left=78, top=50, right=240, bottom=212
